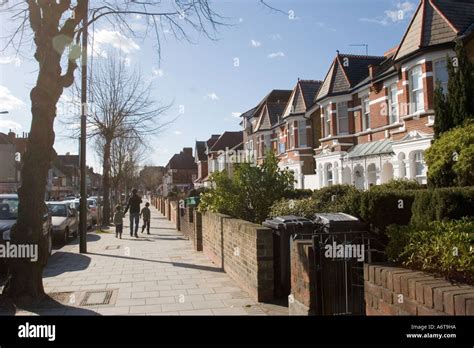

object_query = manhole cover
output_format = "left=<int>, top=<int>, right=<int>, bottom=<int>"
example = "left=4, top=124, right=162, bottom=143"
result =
left=105, top=245, right=120, bottom=250
left=80, top=290, right=114, bottom=306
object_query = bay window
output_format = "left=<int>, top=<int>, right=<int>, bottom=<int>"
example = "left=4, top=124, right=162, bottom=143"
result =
left=298, top=120, right=307, bottom=147
left=337, top=102, right=349, bottom=135
left=389, top=84, right=399, bottom=124
left=363, top=97, right=370, bottom=130
left=410, top=65, right=424, bottom=113
left=434, top=59, right=449, bottom=94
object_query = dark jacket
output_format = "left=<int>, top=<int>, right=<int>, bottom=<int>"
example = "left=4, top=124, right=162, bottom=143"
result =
left=124, top=194, right=142, bottom=214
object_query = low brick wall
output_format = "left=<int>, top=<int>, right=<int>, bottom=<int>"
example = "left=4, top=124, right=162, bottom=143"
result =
left=193, top=210, right=203, bottom=251
left=202, top=212, right=227, bottom=268
left=289, top=240, right=316, bottom=315
left=201, top=212, right=274, bottom=302
left=364, top=264, right=474, bottom=315
left=180, top=206, right=194, bottom=239
left=169, top=200, right=179, bottom=230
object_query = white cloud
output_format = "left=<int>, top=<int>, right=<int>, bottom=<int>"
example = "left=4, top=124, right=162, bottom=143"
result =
left=250, top=39, right=261, bottom=48
left=0, top=56, right=21, bottom=67
left=270, top=33, right=282, bottom=40
left=0, top=85, right=24, bottom=111
left=93, top=29, right=140, bottom=56
left=173, top=130, right=183, bottom=135
left=231, top=112, right=242, bottom=118
left=152, top=67, right=164, bottom=77
left=0, top=119, right=22, bottom=132
left=205, top=92, right=219, bottom=101
left=267, top=52, right=285, bottom=59
left=360, top=1, right=416, bottom=26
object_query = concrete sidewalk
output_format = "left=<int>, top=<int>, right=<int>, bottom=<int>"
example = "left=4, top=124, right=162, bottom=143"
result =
left=1, top=200, right=287, bottom=316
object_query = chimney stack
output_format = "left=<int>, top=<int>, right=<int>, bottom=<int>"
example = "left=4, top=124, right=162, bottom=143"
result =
left=182, top=147, right=193, bottom=157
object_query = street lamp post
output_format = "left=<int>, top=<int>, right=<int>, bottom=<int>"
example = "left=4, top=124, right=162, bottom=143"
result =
left=79, top=1, right=89, bottom=254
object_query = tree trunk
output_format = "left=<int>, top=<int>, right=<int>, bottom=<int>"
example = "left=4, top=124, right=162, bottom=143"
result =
left=3, top=56, right=63, bottom=303
left=102, top=140, right=112, bottom=226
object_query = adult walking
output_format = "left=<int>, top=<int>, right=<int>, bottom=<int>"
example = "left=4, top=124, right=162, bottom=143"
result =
left=124, top=188, right=142, bottom=238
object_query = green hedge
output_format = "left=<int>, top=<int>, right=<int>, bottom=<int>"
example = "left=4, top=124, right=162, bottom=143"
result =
left=386, top=219, right=474, bottom=285
left=358, top=189, right=417, bottom=235
left=411, top=187, right=474, bottom=226
left=269, top=185, right=474, bottom=236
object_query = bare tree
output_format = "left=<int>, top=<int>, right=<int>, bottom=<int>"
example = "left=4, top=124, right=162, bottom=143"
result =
left=1, top=0, right=223, bottom=304
left=139, top=165, right=165, bottom=193
left=109, top=135, right=146, bottom=209
left=81, top=54, right=168, bottom=226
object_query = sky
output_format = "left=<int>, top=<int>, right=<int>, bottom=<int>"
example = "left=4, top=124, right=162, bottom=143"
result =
left=0, top=0, right=419, bottom=172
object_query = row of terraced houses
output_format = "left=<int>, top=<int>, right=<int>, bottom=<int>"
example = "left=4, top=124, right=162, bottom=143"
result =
left=239, top=0, right=474, bottom=190
left=161, top=0, right=474, bottom=194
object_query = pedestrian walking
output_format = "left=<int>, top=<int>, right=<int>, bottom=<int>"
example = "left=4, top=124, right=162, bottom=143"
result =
left=124, top=188, right=142, bottom=238
left=113, top=205, right=124, bottom=239
left=140, top=202, right=151, bottom=235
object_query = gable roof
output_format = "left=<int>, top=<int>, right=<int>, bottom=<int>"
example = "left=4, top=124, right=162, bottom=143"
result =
left=195, top=141, right=206, bottom=162
left=394, top=0, right=474, bottom=61
left=209, top=131, right=243, bottom=152
left=284, top=80, right=322, bottom=116
left=433, top=0, right=474, bottom=35
left=167, top=149, right=197, bottom=170
left=315, top=54, right=385, bottom=101
left=0, top=132, right=13, bottom=145
left=244, top=89, right=292, bottom=121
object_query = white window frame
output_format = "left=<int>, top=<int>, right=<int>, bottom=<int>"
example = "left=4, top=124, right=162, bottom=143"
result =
left=278, top=141, right=286, bottom=154
left=362, top=97, right=370, bottom=130
left=414, top=151, right=426, bottom=183
left=289, top=123, right=295, bottom=149
left=433, top=58, right=449, bottom=95
left=389, top=84, right=399, bottom=124
left=326, top=163, right=333, bottom=187
left=410, top=65, right=424, bottom=113
left=324, top=105, right=331, bottom=137
left=337, top=102, right=349, bottom=135
left=298, top=120, right=307, bottom=147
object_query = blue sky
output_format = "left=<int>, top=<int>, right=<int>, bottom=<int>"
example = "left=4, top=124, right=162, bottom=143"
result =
left=0, top=0, right=419, bottom=171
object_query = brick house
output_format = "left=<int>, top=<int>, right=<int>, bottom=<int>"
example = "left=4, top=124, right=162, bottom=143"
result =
left=162, top=147, right=198, bottom=196
left=194, top=135, right=220, bottom=189
left=203, top=131, right=243, bottom=187
left=0, top=132, right=18, bottom=193
left=241, top=82, right=322, bottom=189
left=312, top=0, right=474, bottom=190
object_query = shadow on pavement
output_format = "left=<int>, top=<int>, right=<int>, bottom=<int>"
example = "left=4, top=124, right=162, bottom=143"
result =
left=87, top=252, right=224, bottom=273
left=0, top=294, right=100, bottom=316
left=68, top=233, right=101, bottom=245
left=43, top=252, right=92, bottom=278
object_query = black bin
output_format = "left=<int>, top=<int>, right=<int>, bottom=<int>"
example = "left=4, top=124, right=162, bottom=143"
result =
left=263, top=215, right=315, bottom=298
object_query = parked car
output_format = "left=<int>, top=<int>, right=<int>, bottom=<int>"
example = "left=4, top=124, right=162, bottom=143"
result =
left=67, top=199, right=94, bottom=228
left=46, top=201, right=78, bottom=244
left=87, top=198, right=99, bottom=225
left=0, top=194, right=53, bottom=275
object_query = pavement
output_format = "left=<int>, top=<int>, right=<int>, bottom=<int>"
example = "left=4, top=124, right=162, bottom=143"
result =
left=0, top=199, right=287, bottom=316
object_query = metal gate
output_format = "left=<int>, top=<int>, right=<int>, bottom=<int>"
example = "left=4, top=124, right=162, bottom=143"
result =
left=312, top=231, right=371, bottom=316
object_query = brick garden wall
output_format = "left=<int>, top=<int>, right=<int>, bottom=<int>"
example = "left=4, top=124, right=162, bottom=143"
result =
left=201, top=212, right=274, bottom=302
left=289, top=240, right=316, bottom=315
left=202, top=212, right=227, bottom=268
left=364, top=264, right=474, bottom=316
left=179, top=206, right=194, bottom=239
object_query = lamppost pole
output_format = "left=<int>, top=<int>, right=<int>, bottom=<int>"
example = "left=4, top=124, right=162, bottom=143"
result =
left=79, top=0, right=89, bottom=254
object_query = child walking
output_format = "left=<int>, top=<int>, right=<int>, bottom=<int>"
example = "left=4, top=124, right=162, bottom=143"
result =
left=140, top=202, right=151, bottom=235
left=114, top=205, right=124, bottom=239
